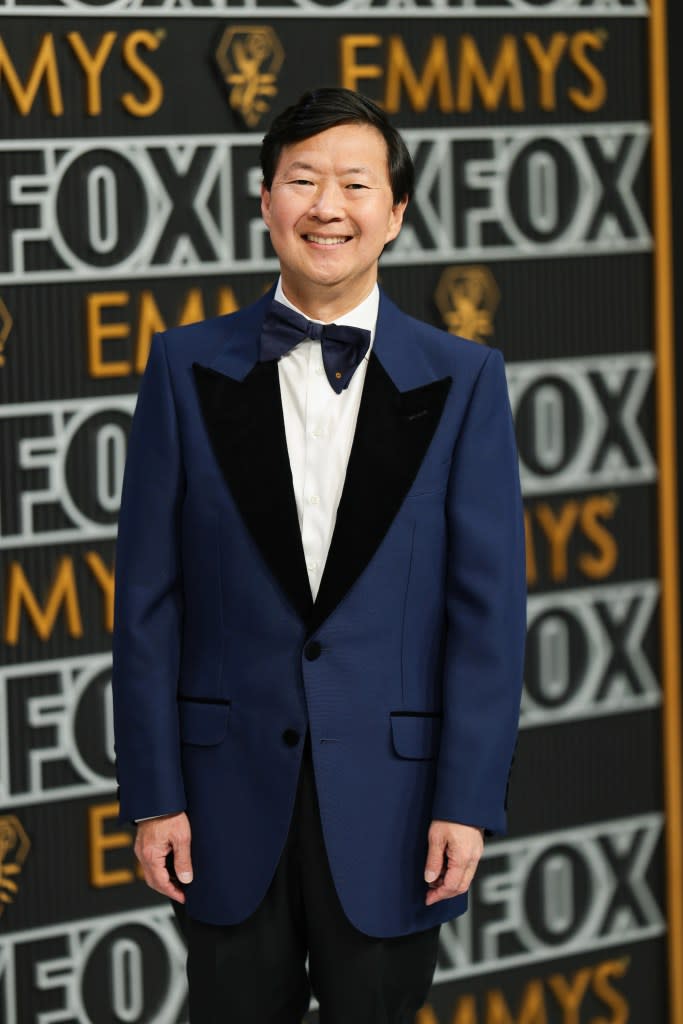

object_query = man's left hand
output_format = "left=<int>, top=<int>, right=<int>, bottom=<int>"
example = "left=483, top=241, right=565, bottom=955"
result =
left=423, top=820, right=484, bottom=906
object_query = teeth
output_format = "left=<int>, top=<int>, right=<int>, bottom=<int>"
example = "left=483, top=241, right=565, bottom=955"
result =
left=306, top=235, right=349, bottom=245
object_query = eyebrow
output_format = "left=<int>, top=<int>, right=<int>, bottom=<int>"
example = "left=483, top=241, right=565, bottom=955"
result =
left=281, top=161, right=374, bottom=177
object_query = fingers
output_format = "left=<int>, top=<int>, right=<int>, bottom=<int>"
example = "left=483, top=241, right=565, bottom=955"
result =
left=423, top=831, right=446, bottom=886
left=424, top=855, right=477, bottom=906
left=134, top=812, right=193, bottom=904
left=424, top=821, right=483, bottom=906
left=173, top=835, right=193, bottom=885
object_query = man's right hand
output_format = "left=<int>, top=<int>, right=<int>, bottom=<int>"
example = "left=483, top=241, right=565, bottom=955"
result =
left=134, top=812, right=193, bottom=903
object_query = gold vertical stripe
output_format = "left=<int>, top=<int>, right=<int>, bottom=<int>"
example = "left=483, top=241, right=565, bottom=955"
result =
left=649, top=3, right=683, bottom=1022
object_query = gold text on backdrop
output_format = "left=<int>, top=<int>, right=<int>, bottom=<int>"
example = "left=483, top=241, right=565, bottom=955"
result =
left=0, top=298, right=13, bottom=366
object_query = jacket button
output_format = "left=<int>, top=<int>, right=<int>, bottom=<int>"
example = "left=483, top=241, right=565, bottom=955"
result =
left=305, top=641, right=321, bottom=661
left=282, top=729, right=300, bottom=747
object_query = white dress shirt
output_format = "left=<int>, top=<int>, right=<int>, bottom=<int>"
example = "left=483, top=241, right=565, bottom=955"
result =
left=275, top=278, right=379, bottom=601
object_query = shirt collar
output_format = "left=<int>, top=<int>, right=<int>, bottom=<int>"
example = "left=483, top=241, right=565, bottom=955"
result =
left=274, top=278, right=379, bottom=352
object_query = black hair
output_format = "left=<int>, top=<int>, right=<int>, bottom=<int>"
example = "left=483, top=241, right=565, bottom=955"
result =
left=260, top=88, right=414, bottom=204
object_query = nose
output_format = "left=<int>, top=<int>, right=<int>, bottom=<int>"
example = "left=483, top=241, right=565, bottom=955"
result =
left=309, top=181, right=344, bottom=220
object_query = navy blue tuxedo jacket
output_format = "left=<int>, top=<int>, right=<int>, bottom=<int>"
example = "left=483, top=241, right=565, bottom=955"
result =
left=112, top=288, right=526, bottom=937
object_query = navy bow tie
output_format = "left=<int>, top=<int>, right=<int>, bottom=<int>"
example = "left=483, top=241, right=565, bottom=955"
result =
left=259, top=300, right=371, bottom=394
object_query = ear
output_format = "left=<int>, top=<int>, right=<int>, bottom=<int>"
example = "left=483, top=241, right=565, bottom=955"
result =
left=385, top=196, right=408, bottom=245
left=261, top=182, right=272, bottom=228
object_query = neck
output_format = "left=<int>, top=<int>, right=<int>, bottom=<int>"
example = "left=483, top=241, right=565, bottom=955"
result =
left=279, top=277, right=377, bottom=323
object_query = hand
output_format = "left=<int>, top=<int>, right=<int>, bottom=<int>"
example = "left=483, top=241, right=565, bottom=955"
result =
left=423, top=820, right=484, bottom=906
left=134, top=812, right=193, bottom=903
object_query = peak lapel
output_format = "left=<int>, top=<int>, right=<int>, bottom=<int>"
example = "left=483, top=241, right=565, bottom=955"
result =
left=193, top=352, right=313, bottom=625
left=310, top=350, right=451, bottom=635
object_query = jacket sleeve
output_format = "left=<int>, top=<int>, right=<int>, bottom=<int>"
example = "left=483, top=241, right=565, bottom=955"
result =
left=112, top=333, right=187, bottom=823
left=431, top=347, right=526, bottom=835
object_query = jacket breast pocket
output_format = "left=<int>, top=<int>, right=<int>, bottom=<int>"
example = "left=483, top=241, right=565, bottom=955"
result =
left=390, top=712, right=442, bottom=761
left=178, top=699, right=231, bottom=746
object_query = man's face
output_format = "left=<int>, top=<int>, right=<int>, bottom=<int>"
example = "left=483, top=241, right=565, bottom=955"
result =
left=261, top=123, right=407, bottom=316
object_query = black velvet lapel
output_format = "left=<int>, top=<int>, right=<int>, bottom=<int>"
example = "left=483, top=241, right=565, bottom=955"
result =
left=310, top=354, right=451, bottom=634
left=193, top=360, right=313, bottom=623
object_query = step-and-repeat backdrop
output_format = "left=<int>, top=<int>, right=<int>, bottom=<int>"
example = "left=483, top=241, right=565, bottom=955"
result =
left=1, top=1, right=679, bottom=1021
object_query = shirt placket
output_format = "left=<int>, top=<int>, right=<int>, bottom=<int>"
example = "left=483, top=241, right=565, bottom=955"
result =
left=300, top=341, right=331, bottom=600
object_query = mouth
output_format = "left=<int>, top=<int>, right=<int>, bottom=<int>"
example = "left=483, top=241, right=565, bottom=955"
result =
left=303, top=233, right=353, bottom=247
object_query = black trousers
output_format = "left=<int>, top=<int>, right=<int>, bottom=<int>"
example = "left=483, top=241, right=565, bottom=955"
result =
left=176, top=741, right=440, bottom=1024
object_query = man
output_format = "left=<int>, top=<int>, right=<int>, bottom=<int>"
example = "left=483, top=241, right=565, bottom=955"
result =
left=112, top=88, right=526, bottom=1023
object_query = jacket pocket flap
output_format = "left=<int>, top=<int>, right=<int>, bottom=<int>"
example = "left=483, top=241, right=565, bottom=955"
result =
left=179, top=701, right=231, bottom=746
left=390, top=714, right=441, bottom=760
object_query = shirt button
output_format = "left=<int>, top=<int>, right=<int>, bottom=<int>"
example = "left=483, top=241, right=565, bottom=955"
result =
left=282, top=729, right=300, bottom=747
left=305, top=641, right=321, bottom=661
left=307, top=560, right=320, bottom=572
left=311, top=427, right=324, bottom=439
left=308, top=494, right=320, bottom=505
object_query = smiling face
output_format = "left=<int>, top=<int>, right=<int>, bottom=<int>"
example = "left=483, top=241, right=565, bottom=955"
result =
left=261, top=123, right=407, bottom=321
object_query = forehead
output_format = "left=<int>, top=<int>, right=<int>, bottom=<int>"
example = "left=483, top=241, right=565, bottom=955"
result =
left=274, top=123, right=391, bottom=179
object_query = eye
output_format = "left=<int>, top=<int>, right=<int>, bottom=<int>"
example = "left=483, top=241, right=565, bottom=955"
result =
left=290, top=178, right=314, bottom=186
left=346, top=183, right=368, bottom=190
